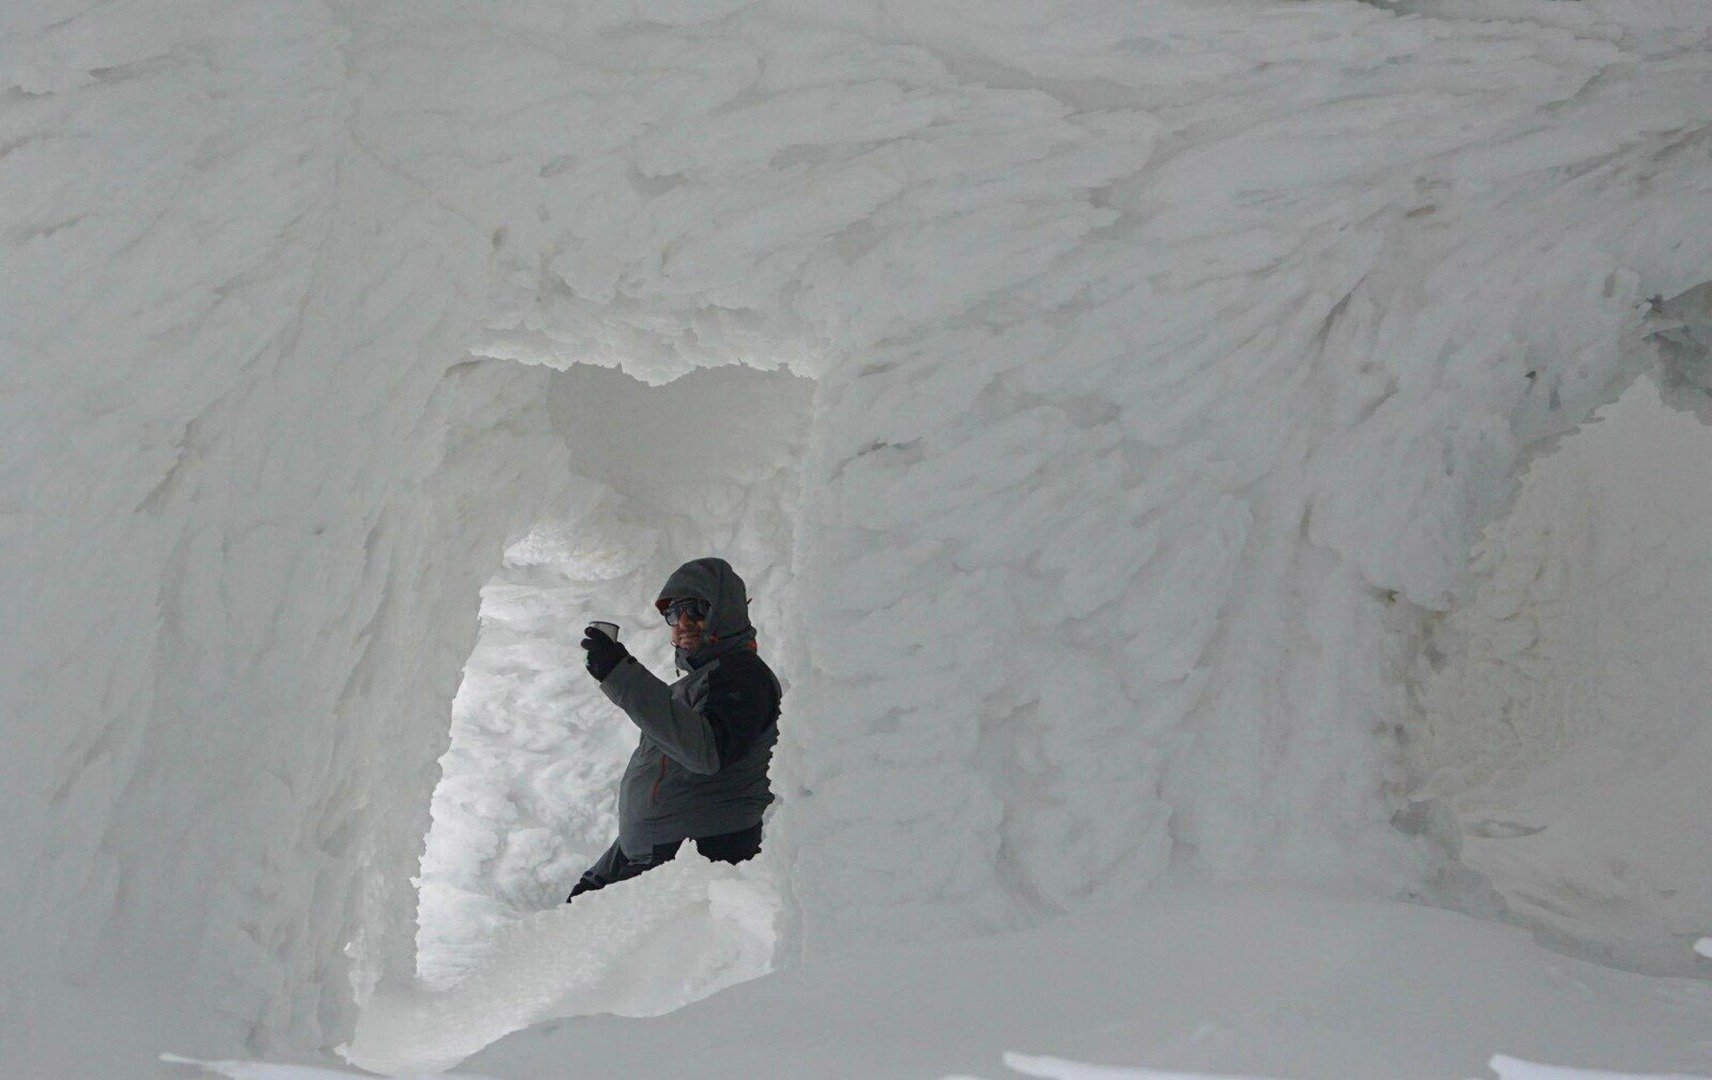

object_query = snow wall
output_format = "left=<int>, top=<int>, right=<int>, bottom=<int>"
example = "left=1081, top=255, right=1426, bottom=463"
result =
left=4, top=0, right=1712, bottom=1075
left=1406, top=374, right=1712, bottom=976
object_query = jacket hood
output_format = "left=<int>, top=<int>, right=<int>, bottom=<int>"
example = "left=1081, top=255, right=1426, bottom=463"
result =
left=655, top=557, right=753, bottom=644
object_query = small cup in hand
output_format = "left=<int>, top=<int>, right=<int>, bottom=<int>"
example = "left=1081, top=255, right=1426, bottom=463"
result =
left=589, top=620, right=619, bottom=641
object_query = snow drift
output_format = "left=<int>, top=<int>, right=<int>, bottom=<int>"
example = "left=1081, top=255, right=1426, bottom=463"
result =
left=4, top=0, right=1711, bottom=1076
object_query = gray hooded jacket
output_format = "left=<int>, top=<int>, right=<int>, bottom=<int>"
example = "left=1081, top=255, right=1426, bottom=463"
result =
left=599, top=558, right=781, bottom=858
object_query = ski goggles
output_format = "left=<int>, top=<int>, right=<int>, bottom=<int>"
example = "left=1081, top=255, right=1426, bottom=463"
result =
left=662, top=597, right=711, bottom=626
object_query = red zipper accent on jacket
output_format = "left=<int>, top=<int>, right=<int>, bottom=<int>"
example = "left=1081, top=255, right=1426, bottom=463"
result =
left=650, top=756, right=668, bottom=805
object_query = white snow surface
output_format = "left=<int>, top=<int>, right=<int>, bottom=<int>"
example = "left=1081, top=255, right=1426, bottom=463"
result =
left=5, top=0, right=1712, bottom=1077
left=352, top=859, right=780, bottom=1073
left=176, top=886, right=1712, bottom=1080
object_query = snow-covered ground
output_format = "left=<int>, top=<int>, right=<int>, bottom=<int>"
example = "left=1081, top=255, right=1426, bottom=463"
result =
left=179, top=883, right=1712, bottom=1079
left=6, top=0, right=1712, bottom=1077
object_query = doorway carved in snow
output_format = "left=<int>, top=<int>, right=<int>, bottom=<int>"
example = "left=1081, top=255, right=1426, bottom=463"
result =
left=418, top=362, right=814, bottom=990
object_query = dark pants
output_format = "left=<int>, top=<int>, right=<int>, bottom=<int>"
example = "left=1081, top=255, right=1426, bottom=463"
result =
left=566, top=822, right=763, bottom=902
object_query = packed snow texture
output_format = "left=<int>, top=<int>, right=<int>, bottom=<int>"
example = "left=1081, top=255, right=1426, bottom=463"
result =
left=172, top=887, right=1712, bottom=1080
left=1405, top=375, right=1712, bottom=976
left=355, top=859, right=779, bottom=1074
left=456, top=885, right=1712, bottom=1080
left=4, top=0, right=1712, bottom=1076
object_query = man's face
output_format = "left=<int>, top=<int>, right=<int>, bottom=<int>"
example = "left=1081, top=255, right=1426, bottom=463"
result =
left=669, top=604, right=708, bottom=651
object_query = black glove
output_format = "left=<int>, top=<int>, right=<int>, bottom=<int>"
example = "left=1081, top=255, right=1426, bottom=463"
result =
left=582, top=625, right=630, bottom=682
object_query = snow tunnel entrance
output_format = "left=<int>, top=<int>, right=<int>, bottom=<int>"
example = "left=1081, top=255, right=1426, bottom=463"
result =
left=1402, top=372, right=1712, bottom=974
left=349, top=362, right=814, bottom=1072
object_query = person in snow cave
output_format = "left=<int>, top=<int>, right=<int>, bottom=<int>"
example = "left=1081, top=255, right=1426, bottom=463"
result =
left=567, top=557, right=782, bottom=902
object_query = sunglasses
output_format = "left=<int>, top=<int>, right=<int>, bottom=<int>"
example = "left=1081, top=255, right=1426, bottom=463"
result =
left=663, top=598, right=711, bottom=626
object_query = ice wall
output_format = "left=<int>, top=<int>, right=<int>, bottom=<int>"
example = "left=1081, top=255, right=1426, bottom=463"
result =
left=5, top=0, right=1712, bottom=1074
